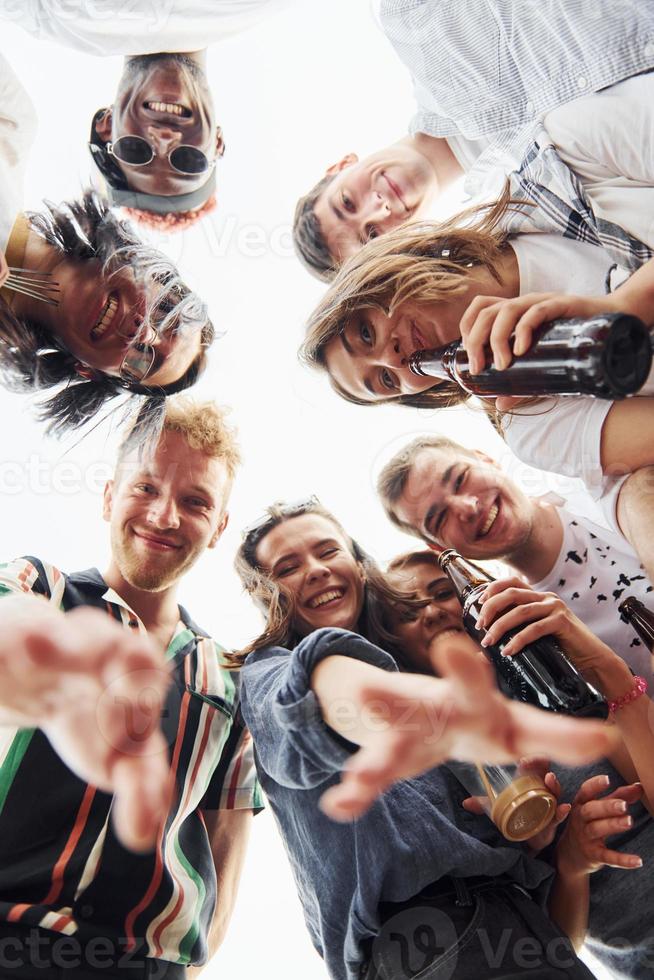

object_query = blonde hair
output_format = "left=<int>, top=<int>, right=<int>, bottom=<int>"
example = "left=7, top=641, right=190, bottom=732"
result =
left=118, top=396, right=241, bottom=478
left=300, top=185, right=524, bottom=410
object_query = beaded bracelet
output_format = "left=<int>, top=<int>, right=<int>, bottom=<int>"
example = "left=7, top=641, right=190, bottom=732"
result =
left=608, top=675, right=648, bottom=715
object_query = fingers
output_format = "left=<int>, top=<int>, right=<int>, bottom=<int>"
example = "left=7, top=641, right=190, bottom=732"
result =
left=477, top=584, right=559, bottom=630
left=459, top=293, right=556, bottom=374
left=509, top=703, right=618, bottom=765
left=431, top=634, right=496, bottom=714
left=462, top=796, right=487, bottom=814
left=111, top=738, right=172, bottom=852
left=573, top=773, right=613, bottom=805
left=319, top=734, right=418, bottom=822
left=591, top=847, right=643, bottom=870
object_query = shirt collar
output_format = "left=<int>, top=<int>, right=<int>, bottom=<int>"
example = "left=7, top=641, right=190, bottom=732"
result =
left=67, top=567, right=210, bottom=639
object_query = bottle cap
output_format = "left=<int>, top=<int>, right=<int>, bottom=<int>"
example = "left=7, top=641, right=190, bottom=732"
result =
left=490, top=774, right=557, bottom=842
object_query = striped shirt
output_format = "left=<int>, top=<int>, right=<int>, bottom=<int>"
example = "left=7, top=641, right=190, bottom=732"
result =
left=0, top=558, right=262, bottom=967
left=379, top=0, right=654, bottom=149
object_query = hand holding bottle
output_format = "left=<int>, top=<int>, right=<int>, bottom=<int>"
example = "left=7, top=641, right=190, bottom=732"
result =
left=476, top=576, right=618, bottom=690
left=459, top=291, right=622, bottom=375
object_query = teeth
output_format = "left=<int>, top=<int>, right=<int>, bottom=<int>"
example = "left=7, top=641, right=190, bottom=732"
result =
left=309, top=589, right=344, bottom=609
left=146, top=101, right=189, bottom=117
left=479, top=502, right=499, bottom=538
left=91, top=294, right=118, bottom=340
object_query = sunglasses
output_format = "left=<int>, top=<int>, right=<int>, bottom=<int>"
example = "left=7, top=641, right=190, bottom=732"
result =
left=241, top=496, right=321, bottom=546
left=119, top=324, right=158, bottom=385
left=107, top=136, right=213, bottom=176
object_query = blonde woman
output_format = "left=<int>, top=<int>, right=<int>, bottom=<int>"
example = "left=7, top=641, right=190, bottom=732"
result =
left=301, top=209, right=654, bottom=582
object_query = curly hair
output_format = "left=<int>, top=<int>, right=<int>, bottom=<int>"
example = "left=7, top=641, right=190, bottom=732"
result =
left=300, top=184, right=529, bottom=410
left=0, top=190, right=215, bottom=439
left=121, top=194, right=218, bottom=233
left=229, top=498, right=420, bottom=667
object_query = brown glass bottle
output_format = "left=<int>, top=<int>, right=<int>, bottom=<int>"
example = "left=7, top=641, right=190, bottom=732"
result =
left=438, top=550, right=608, bottom=718
left=409, top=313, right=651, bottom=399
left=619, top=596, right=654, bottom=652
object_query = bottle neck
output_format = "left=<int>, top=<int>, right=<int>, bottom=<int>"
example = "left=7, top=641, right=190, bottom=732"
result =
left=439, top=549, right=494, bottom=604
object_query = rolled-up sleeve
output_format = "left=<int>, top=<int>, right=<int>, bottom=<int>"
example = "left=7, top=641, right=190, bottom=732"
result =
left=241, top=628, right=398, bottom=790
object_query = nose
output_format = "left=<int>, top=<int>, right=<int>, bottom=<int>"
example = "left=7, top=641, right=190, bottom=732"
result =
left=452, top=494, right=481, bottom=522
left=305, top=556, right=330, bottom=584
left=146, top=125, right=181, bottom=154
left=380, top=331, right=407, bottom=369
left=146, top=492, right=180, bottom=530
left=422, top=599, right=446, bottom=629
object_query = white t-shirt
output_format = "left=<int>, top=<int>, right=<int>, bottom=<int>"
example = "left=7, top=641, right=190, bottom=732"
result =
left=543, top=73, right=654, bottom=251
left=533, top=505, right=653, bottom=682
left=499, top=233, right=651, bottom=531
left=0, top=0, right=291, bottom=56
left=0, top=54, right=36, bottom=253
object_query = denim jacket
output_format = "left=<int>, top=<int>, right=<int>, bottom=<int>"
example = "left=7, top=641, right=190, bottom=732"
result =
left=241, top=627, right=553, bottom=980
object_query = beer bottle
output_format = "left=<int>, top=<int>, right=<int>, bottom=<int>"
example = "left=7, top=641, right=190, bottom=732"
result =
left=409, top=313, right=651, bottom=399
left=438, top=549, right=609, bottom=718
left=619, top=596, right=654, bottom=652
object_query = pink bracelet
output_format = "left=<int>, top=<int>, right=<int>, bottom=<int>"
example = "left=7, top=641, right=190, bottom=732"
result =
left=608, top=675, right=648, bottom=715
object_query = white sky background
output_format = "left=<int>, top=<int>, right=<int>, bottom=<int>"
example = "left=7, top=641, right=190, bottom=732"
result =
left=0, top=2, right=609, bottom=976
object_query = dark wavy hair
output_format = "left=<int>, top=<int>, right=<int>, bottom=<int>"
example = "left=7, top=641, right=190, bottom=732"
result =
left=0, top=190, right=214, bottom=440
left=230, top=498, right=421, bottom=667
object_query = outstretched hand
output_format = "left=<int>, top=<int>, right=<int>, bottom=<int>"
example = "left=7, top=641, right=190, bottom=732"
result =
left=319, top=633, right=616, bottom=821
left=0, top=595, right=172, bottom=852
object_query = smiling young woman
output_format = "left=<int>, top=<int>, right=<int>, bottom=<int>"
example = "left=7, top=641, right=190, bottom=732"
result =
left=231, top=496, right=613, bottom=980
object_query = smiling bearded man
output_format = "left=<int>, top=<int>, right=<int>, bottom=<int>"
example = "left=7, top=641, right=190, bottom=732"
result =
left=0, top=397, right=262, bottom=979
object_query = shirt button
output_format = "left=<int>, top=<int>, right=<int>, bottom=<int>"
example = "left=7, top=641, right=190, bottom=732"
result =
left=526, top=100, right=534, bottom=114
left=577, top=76, right=588, bottom=90
left=80, top=904, right=94, bottom=919
left=128, top=619, right=138, bottom=628
left=645, top=41, right=654, bottom=57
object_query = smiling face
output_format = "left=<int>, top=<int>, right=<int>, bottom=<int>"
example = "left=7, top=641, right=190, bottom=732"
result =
left=254, top=513, right=366, bottom=637
left=393, top=446, right=535, bottom=561
left=103, top=430, right=230, bottom=592
left=96, top=54, right=222, bottom=198
left=24, top=254, right=202, bottom=387
left=312, top=145, right=439, bottom=265
left=324, top=299, right=467, bottom=402
left=386, top=558, right=464, bottom=672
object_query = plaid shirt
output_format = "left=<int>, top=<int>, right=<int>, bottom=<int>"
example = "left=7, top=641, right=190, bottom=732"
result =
left=0, top=558, right=262, bottom=966
left=503, top=128, right=654, bottom=273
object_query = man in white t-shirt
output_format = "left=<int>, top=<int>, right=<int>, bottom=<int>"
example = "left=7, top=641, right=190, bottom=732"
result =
left=0, top=0, right=290, bottom=229
left=292, top=0, right=654, bottom=281
left=376, top=433, right=654, bottom=684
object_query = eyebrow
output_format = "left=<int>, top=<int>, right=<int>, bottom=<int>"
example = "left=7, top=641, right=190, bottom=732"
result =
left=441, top=464, right=455, bottom=486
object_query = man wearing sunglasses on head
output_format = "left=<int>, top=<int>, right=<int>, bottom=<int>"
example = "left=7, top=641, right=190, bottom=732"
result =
left=0, top=0, right=292, bottom=231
